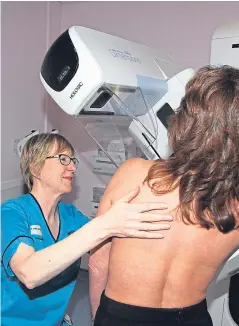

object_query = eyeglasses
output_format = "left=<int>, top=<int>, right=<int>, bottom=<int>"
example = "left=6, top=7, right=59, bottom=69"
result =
left=46, top=154, right=79, bottom=168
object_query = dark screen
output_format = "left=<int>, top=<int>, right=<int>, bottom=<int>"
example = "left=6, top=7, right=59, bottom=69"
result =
left=156, top=103, right=175, bottom=129
left=41, top=30, right=78, bottom=92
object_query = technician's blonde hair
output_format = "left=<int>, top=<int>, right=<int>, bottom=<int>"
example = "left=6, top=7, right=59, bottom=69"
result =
left=20, top=133, right=75, bottom=191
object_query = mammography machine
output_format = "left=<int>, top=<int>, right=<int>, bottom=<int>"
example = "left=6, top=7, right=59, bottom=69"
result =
left=40, top=25, right=239, bottom=325
left=40, top=26, right=194, bottom=162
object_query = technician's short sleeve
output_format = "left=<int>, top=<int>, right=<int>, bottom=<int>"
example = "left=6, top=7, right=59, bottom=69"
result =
left=1, top=200, right=34, bottom=277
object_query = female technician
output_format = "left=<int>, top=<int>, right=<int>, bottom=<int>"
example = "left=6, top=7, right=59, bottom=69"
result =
left=1, top=133, right=172, bottom=326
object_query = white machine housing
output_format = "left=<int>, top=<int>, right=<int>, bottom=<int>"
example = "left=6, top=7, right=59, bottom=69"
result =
left=40, top=26, right=191, bottom=116
left=40, top=26, right=194, bottom=159
left=210, top=20, right=239, bottom=69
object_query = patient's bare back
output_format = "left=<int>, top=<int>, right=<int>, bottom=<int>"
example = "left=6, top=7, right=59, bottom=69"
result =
left=105, top=159, right=239, bottom=308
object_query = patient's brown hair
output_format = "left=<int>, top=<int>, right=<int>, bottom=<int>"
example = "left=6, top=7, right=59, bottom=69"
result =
left=145, top=65, right=239, bottom=233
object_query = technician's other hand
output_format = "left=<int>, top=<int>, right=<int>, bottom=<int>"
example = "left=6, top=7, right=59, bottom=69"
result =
left=104, top=187, right=173, bottom=239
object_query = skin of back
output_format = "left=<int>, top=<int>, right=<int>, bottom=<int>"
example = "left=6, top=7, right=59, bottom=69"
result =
left=105, top=158, right=239, bottom=309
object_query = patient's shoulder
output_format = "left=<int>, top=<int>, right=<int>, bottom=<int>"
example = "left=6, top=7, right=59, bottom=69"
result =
left=104, top=158, right=155, bottom=202
left=115, top=158, right=154, bottom=179
left=121, top=157, right=153, bottom=168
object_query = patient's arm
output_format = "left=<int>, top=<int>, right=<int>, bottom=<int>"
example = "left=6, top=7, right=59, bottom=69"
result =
left=88, top=161, right=126, bottom=318
left=88, top=158, right=150, bottom=318
left=89, top=243, right=112, bottom=319
left=88, top=194, right=113, bottom=319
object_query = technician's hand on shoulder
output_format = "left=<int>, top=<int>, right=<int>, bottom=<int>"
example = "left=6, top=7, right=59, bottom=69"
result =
left=99, top=187, right=173, bottom=239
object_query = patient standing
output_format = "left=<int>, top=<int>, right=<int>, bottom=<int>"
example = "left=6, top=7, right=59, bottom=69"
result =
left=89, top=65, right=239, bottom=326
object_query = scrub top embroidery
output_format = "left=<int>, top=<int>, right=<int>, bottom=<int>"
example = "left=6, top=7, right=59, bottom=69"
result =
left=1, top=193, right=90, bottom=326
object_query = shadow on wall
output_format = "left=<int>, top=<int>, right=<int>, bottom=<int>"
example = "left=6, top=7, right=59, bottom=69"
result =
left=1, top=182, right=28, bottom=204
left=65, top=270, right=93, bottom=326
left=62, top=179, right=80, bottom=204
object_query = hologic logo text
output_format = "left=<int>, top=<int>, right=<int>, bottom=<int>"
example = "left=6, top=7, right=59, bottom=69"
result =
left=108, top=49, right=142, bottom=64
left=69, top=82, right=83, bottom=99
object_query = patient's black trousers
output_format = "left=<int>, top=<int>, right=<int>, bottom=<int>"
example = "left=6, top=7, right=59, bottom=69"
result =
left=94, top=291, right=213, bottom=326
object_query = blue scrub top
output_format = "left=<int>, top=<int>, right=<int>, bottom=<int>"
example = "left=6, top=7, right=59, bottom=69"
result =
left=1, top=193, right=90, bottom=326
